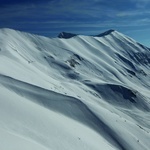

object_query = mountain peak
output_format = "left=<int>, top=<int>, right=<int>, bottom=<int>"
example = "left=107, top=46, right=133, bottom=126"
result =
left=96, top=29, right=115, bottom=37
left=58, top=29, right=116, bottom=39
left=58, top=32, right=77, bottom=39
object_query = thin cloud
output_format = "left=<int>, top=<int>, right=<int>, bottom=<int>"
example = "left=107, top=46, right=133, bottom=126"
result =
left=117, top=10, right=150, bottom=17
left=0, top=0, right=150, bottom=43
left=130, top=0, right=150, bottom=8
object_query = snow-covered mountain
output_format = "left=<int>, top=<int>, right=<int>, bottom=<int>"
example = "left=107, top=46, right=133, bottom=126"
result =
left=0, top=28, right=150, bottom=150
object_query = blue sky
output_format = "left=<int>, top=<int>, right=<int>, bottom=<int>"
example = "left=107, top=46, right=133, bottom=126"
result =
left=0, top=0, right=150, bottom=46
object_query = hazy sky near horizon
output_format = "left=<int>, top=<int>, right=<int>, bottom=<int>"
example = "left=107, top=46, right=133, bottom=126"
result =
left=0, top=0, right=150, bottom=46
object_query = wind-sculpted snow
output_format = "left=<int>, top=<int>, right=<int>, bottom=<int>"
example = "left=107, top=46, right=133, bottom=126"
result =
left=0, top=28, right=150, bottom=150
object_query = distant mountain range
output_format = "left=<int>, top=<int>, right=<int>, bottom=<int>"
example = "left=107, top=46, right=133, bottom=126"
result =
left=0, top=28, right=150, bottom=150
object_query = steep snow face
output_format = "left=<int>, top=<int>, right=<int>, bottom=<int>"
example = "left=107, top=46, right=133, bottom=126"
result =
left=0, top=28, right=150, bottom=150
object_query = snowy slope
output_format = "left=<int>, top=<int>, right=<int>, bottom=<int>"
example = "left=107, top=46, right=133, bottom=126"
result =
left=0, top=28, right=150, bottom=150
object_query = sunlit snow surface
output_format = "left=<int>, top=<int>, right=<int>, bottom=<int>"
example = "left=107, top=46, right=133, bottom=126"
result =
left=0, top=28, right=150, bottom=150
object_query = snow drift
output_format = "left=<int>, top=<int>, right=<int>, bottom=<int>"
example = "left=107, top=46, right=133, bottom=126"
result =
left=0, top=28, right=150, bottom=150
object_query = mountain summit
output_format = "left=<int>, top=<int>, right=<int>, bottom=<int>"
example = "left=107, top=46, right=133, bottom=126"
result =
left=58, top=29, right=116, bottom=39
left=96, top=29, right=115, bottom=37
left=58, top=31, right=77, bottom=39
left=0, top=28, right=150, bottom=150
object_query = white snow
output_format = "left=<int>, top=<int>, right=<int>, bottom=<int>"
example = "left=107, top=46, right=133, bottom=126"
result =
left=0, top=28, right=150, bottom=150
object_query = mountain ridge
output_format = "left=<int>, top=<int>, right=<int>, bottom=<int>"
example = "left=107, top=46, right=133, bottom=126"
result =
left=1, top=27, right=149, bottom=51
left=57, top=29, right=116, bottom=39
